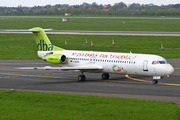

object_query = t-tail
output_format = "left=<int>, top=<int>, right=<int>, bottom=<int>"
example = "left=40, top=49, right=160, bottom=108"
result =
left=29, top=27, right=65, bottom=51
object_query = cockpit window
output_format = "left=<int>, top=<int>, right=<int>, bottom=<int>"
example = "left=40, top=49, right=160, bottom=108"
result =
left=152, top=61, right=159, bottom=64
left=159, top=61, right=166, bottom=64
left=165, top=60, right=169, bottom=64
left=152, top=61, right=168, bottom=64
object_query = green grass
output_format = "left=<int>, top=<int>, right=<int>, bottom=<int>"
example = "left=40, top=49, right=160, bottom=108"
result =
left=0, top=16, right=180, bottom=31
left=0, top=33, right=180, bottom=59
left=0, top=16, right=180, bottom=59
left=0, top=90, right=179, bottom=120
left=0, top=16, right=179, bottom=120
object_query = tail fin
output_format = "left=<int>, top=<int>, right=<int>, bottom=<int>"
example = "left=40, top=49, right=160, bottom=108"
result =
left=29, top=27, right=65, bottom=51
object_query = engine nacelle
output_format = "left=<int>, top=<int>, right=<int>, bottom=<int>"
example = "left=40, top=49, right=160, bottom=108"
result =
left=42, top=54, right=66, bottom=64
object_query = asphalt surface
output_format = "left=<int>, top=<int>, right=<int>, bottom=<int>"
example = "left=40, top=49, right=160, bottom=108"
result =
left=0, top=59, right=180, bottom=107
left=0, top=30, right=180, bottom=36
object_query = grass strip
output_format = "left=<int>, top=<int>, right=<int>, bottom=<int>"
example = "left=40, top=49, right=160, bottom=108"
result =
left=0, top=17, right=180, bottom=32
left=0, top=34, right=180, bottom=59
left=0, top=90, right=179, bottom=120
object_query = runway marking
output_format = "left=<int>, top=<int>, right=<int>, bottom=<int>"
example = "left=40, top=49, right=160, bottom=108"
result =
left=125, top=75, right=151, bottom=83
left=90, top=79, right=151, bottom=84
left=0, top=73, right=77, bottom=80
left=126, top=75, right=180, bottom=86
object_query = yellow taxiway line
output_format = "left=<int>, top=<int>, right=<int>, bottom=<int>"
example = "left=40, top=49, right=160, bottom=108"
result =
left=0, top=73, right=180, bottom=86
left=174, top=68, right=180, bottom=69
left=126, top=75, right=180, bottom=86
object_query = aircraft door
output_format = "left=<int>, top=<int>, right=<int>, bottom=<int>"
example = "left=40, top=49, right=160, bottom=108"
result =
left=143, top=60, right=148, bottom=71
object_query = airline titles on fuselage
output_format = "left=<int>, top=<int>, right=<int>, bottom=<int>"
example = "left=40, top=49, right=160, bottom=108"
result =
left=70, top=52, right=136, bottom=64
left=71, top=52, right=136, bottom=60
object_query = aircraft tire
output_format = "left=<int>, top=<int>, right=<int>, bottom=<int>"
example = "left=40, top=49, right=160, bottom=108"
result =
left=152, top=80, right=158, bottom=84
left=155, top=80, right=158, bottom=84
left=78, top=75, right=86, bottom=81
left=102, top=73, right=109, bottom=80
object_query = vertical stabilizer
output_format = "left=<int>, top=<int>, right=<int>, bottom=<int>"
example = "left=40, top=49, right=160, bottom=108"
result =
left=29, top=27, right=65, bottom=51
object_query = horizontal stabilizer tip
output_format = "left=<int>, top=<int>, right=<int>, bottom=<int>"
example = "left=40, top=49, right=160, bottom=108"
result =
left=5, top=28, right=52, bottom=33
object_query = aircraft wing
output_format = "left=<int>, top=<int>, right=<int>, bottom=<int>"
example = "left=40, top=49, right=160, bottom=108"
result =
left=15, top=65, right=103, bottom=71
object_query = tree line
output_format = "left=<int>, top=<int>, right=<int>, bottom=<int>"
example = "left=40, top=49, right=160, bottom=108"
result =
left=0, top=2, right=180, bottom=16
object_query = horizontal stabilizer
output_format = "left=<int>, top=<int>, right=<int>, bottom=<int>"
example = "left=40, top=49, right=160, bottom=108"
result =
left=5, top=29, right=52, bottom=33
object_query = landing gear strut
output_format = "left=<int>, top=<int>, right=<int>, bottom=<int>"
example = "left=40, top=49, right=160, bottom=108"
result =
left=102, top=73, right=109, bottom=80
left=152, top=80, right=158, bottom=84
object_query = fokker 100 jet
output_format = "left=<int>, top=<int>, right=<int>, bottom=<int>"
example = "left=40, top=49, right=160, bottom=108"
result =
left=8, top=27, right=174, bottom=84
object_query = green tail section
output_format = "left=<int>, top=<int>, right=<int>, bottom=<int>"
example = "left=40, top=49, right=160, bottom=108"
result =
left=29, top=27, right=65, bottom=51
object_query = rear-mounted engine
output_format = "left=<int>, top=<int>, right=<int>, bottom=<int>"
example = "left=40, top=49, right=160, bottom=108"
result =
left=42, top=54, right=67, bottom=64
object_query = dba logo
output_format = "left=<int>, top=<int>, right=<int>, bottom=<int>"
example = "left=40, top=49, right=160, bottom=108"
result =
left=37, top=40, right=53, bottom=51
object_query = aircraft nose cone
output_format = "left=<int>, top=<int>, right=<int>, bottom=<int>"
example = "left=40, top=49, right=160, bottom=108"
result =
left=166, top=64, right=174, bottom=75
left=169, top=65, right=174, bottom=75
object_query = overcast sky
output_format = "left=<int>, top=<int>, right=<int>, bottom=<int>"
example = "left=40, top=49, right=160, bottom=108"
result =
left=1, top=0, right=180, bottom=7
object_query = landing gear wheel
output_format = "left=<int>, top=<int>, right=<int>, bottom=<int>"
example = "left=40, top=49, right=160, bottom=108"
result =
left=155, top=80, right=158, bottom=84
left=78, top=75, right=86, bottom=81
left=152, top=80, right=158, bottom=84
left=102, top=73, right=109, bottom=80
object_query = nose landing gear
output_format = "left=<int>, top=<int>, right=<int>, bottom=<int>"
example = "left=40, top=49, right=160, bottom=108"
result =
left=152, top=80, right=158, bottom=84
left=152, top=76, right=161, bottom=84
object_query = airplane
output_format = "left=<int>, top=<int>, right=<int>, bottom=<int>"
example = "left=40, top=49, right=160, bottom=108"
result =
left=8, top=27, right=174, bottom=84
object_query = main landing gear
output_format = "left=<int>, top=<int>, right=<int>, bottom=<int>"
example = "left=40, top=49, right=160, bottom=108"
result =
left=77, top=72, right=110, bottom=81
left=78, top=71, right=86, bottom=81
left=78, top=75, right=86, bottom=81
left=102, top=73, right=109, bottom=80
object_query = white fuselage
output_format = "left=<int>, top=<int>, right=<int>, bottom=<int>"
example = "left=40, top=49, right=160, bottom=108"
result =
left=38, top=50, right=174, bottom=77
